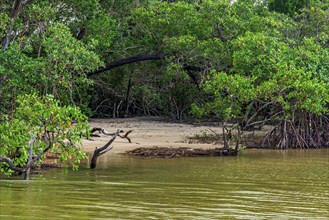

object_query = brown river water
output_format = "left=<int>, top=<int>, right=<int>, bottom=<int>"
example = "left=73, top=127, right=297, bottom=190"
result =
left=0, top=149, right=328, bottom=219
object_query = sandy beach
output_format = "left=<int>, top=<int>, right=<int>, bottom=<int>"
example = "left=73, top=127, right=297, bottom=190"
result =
left=82, top=117, right=224, bottom=154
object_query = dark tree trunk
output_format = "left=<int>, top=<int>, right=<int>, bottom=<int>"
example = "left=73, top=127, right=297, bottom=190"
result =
left=234, top=125, right=241, bottom=153
left=90, top=130, right=119, bottom=169
left=1, top=0, right=34, bottom=50
left=125, top=76, right=132, bottom=117
left=76, top=27, right=86, bottom=40
left=90, top=154, right=99, bottom=169
left=87, top=53, right=170, bottom=77
left=24, top=138, right=34, bottom=180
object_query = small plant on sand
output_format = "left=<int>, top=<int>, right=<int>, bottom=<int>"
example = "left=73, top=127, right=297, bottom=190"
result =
left=238, top=145, right=248, bottom=156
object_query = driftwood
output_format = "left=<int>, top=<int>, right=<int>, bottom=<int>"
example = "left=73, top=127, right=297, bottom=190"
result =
left=89, top=128, right=133, bottom=169
left=90, top=130, right=118, bottom=169
left=90, top=127, right=133, bottom=143
left=126, top=147, right=238, bottom=158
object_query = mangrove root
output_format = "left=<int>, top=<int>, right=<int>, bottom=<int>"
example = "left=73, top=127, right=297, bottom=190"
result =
left=262, top=113, right=329, bottom=149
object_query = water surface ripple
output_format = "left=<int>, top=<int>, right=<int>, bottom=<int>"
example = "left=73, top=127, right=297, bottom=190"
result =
left=1, top=149, right=328, bottom=219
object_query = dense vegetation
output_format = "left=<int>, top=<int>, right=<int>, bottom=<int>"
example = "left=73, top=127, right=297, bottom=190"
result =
left=0, top=0, right=328, bottom=176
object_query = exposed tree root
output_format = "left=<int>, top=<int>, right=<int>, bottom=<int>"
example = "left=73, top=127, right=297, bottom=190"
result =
left=262, top=113, right=329, bottom=149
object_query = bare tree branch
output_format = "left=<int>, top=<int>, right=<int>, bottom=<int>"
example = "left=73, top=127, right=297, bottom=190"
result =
left=31, top=142, right=52, bottom=164
left=90, top=127, right=122, bottom=136
left=90, top=127, right=133, bottom=143
left=90, top=130, right=120, bottom=169
left=23, top=0, right=35, bottom=5
left=0, top=157, right=24, bottom=172
left=118, top=130, right=133, bottom=143
left=99, top=146, right=114, bottom=156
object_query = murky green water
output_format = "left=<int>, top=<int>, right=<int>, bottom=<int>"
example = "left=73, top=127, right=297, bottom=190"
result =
left=1, top=149, right=328, bottom=219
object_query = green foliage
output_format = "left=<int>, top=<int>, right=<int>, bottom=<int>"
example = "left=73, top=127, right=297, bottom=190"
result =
left=83, top=12, right=117, bottom=53
left=42, top=22, right=102, bottom=109
left=0, top=20, right=102, bottom=115
left=199, top=70, right=255, bottom=120
left=25, top=1, right=56, bottom=23
left=0, top=12, right=11, bottom=39
left=190, top=1, right=328, bottom=133
left=161, top=62, right=200, bottom=119
left=197, top=30, right=328, bottom=122
left=0, top=44, right=43, bottom=114
left=296, top=1, right=329, bottom=47
left=55, top=0, right=100, bottom=26
left=0, top=94, right=89, bottom=176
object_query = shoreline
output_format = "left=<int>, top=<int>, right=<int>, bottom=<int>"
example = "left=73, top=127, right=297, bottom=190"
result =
left=82, top=117, right=328, bottom=155
left=82, top=117, right=225, bottom=154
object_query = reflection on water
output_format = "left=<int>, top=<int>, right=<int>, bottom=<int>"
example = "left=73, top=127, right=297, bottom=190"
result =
left=1, top=149, right=329, bottom=219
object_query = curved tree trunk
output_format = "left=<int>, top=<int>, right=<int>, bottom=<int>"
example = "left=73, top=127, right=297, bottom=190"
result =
left=90, top=130, right=119, bottom=169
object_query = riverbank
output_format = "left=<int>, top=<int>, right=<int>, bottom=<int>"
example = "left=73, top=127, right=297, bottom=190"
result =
left=82, top=117, right=224, bottom=154
left=82, top=117, right=268, bottom=154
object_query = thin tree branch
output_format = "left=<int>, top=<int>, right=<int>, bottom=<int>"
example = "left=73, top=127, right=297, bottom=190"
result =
left=90, top=127, right=122, bottom=136
left=95, top=130, right=120, bottom=153
left=23, top=0, right=35, bottom=5
left=31, top=142, right=52, bottom=164
left=90, top=130, right=120, bottom=169
left=99, top=146, right=114, bottom=156
left=118, top=130, right=133, bottom=143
